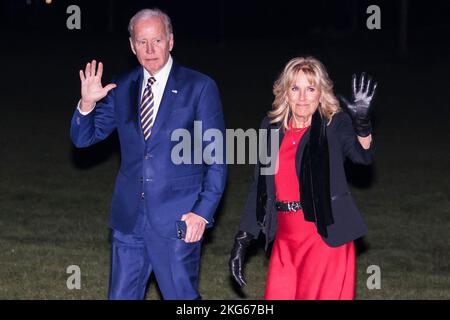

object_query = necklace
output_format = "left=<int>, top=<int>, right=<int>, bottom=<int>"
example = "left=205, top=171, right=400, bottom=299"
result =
left=286, top=119, right=309, bottom=145
left=288, top=121, right=308, bottom=145
left=288, top=127, right=304, bottom=145
left=289, top=128, right=297, bottom=145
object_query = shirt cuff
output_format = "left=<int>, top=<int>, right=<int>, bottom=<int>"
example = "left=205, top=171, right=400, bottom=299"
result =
left=77, top=100, right=96, bottom=115
left=200, top=217, right=209, bottom=224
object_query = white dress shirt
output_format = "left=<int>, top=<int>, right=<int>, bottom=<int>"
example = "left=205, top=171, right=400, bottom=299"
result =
left=139, top=55, right=173, bottom=120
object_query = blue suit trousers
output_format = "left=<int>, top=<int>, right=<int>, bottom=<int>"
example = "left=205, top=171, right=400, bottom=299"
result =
left=108, top=205, right=202, bottom=300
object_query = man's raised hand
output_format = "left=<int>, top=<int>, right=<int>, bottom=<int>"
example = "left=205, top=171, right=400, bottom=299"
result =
left=79, top=60, right=117, bottom=112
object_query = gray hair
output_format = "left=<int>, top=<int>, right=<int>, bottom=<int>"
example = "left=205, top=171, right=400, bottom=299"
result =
left=128, top=8, right=173, bottom=38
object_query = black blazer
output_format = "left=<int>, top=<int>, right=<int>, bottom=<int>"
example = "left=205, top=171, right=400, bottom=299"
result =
left=238, top=111, right=374, bottom=248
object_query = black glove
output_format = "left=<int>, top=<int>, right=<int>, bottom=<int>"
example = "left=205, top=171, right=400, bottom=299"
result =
left=229, top=231, right=254, bottom=287
left=339, top=73, right=378, bottom=137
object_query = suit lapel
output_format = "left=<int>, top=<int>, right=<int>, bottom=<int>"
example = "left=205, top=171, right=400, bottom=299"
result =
left=128, top=67, right=144, bottom=140
left=266, top=122, right=283, bottom=198
left=295, top=127, right=311, bottom=177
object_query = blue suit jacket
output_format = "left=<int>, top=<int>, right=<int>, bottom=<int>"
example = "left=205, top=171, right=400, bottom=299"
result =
left=71, top=61, right=227, bottom=238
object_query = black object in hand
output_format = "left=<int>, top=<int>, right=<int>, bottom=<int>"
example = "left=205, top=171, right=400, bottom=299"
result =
left=176, top=220, right=187, bottom=240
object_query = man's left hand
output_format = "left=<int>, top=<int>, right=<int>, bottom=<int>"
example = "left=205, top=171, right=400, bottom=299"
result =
left=181, top=212, right=207, bottom=243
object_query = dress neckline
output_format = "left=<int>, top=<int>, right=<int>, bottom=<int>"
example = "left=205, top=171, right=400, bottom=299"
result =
left=290, top=126, right=309, bottom=133
left=288, top=118, right=310, bottom=133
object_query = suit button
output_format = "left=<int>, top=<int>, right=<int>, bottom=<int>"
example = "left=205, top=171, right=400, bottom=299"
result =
left=139, top=177, right=143, bottom=183
left=140, top=192, right=145, bottom=199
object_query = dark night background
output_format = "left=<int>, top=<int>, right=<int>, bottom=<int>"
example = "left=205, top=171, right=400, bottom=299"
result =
left=0, top=0, right=449, bottom=299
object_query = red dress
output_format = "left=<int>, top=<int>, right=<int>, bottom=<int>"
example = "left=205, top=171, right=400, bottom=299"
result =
left=264, top=125, right=355, bottom=300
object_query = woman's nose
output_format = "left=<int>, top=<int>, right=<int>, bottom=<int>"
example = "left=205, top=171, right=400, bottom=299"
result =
left=298, top=90, right=306, bottom=101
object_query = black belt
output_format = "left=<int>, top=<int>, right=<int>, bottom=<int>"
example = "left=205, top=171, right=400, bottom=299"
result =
left=275, top=200, right=302, bottom=212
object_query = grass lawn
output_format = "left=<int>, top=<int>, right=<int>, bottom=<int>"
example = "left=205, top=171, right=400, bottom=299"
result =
left=0, top=30, right=449, bottom=299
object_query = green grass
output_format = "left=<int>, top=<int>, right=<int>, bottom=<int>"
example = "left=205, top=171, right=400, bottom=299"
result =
left=0, top=31, right=449, bottom=299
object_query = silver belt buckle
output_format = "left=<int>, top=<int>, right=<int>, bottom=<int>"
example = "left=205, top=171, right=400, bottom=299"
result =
left=288, top=202, right=300, bottom=212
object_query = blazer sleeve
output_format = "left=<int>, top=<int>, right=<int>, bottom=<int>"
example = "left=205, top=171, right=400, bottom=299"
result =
left=190, top=79, right=228, bottom=224
left=237, top=116, right=271, bottom=237
left=238, top=159, right=262, bottom=237
left=70, top=85, right=116, bottom=148
left=334, top=111, right=374, bottom=165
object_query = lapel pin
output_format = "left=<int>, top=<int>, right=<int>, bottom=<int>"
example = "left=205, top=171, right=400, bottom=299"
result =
left=171, top=90, right=178, bottom=94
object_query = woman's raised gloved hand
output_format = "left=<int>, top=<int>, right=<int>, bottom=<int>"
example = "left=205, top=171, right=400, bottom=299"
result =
left=339, top=73, right=378, bottom=137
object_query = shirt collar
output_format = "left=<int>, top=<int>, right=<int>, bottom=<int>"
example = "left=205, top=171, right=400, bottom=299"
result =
left=143, top=55, right=173, bottom=86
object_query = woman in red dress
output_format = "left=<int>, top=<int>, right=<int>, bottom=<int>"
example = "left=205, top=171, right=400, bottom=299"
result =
left=229, top=57, right=377, bottom=300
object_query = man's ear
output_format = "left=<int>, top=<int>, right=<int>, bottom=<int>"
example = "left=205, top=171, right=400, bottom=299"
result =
left=129, top=37, right=137, bottom=55
left=169, top=33, right=174, bottom=52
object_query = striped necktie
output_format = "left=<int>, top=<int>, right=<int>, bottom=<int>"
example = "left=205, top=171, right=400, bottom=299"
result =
left=140, top=77, right=157, bottom=141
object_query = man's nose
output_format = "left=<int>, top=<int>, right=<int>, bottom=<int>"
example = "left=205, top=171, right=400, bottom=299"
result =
left=146, top=43, right=155, bottom=53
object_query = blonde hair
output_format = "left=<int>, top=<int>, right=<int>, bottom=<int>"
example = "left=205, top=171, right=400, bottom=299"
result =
left=268, top=56, right=341, bottom=129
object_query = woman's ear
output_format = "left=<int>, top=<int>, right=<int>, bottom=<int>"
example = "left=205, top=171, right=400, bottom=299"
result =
left=319, top=97, right=326, bottom=110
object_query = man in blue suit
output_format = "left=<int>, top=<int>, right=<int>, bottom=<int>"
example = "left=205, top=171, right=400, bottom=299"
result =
left=70, top=8, right=227, bottom=300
